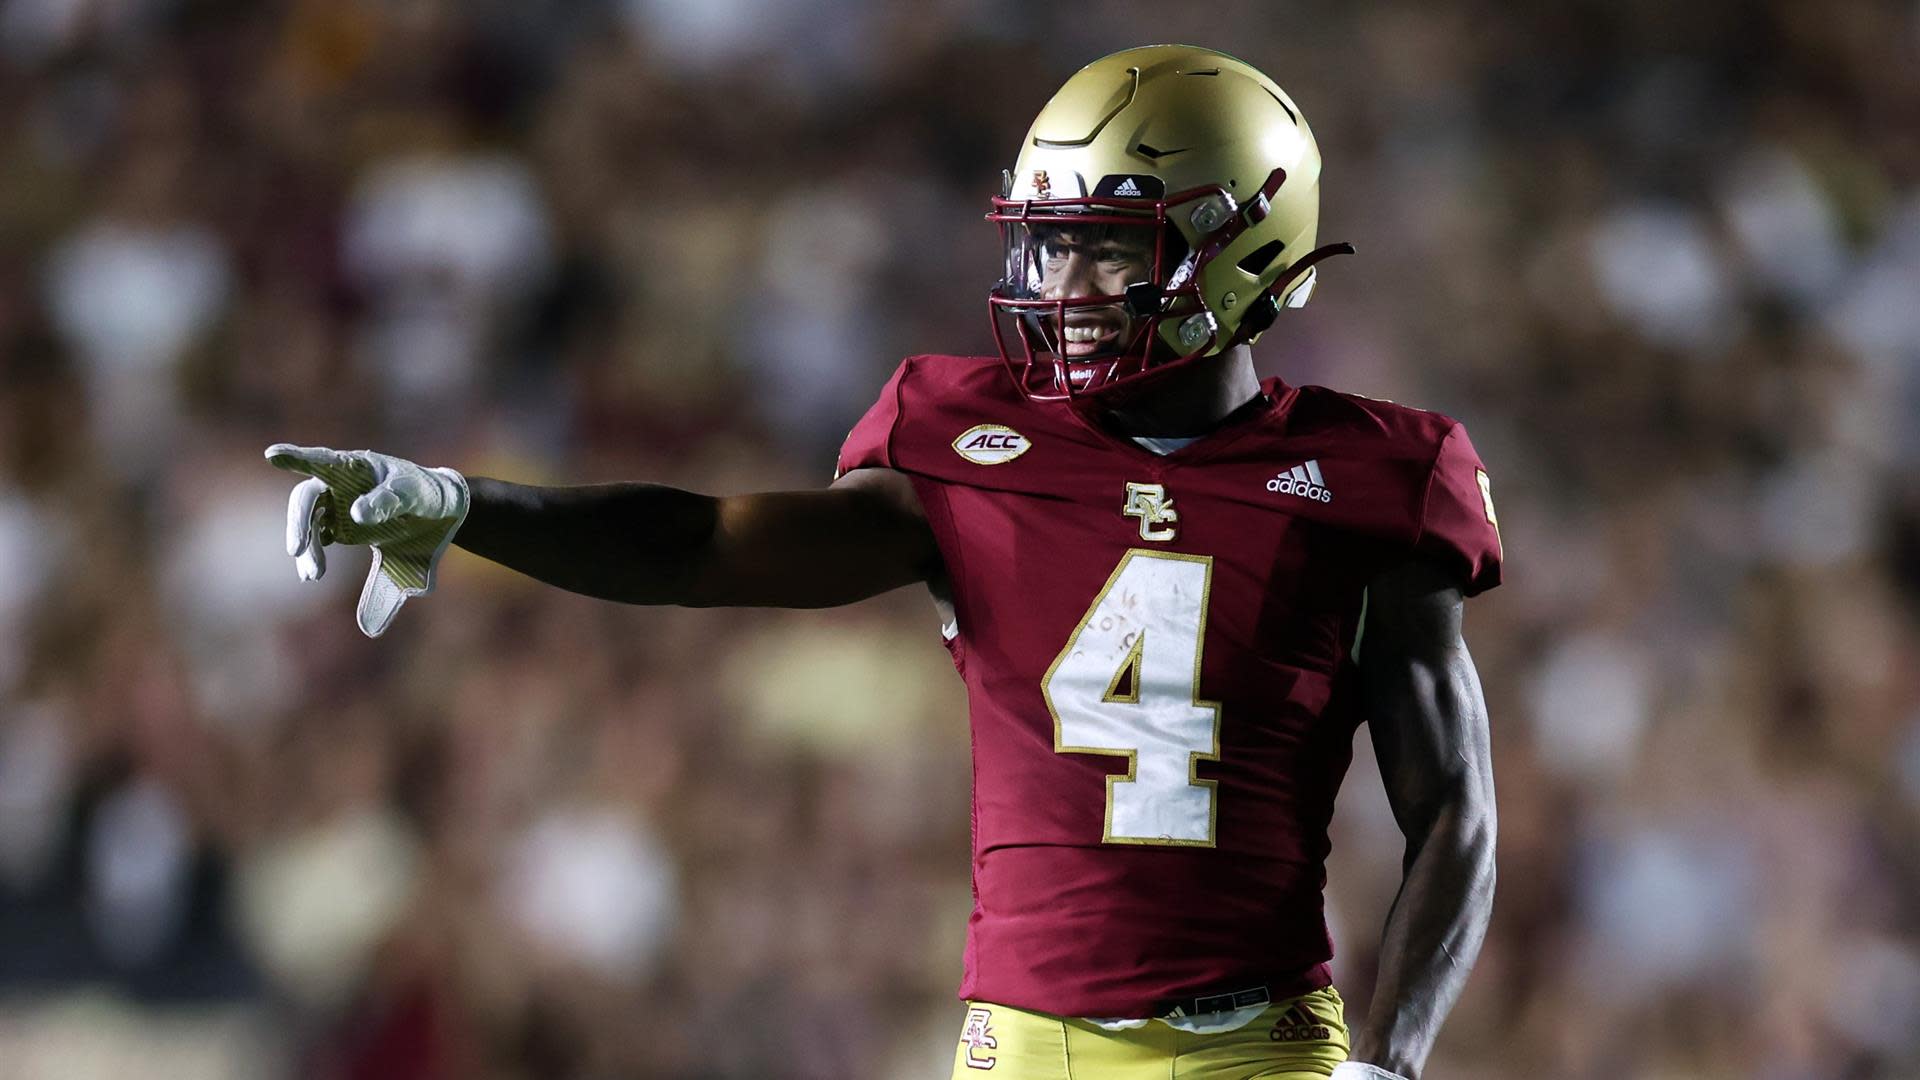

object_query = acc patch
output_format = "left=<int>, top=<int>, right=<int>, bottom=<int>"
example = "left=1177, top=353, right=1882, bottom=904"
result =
left=953, top=424, right=1031, bottom=465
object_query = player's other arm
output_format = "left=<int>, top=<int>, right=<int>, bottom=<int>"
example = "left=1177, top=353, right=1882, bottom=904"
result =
left=454, top=466, right=938, bottom=608
left=1346, top=558, right=1497, bottom=1080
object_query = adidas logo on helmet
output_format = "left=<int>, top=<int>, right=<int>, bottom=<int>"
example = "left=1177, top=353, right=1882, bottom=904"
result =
left=1113, top=177, right=1143, bottom=196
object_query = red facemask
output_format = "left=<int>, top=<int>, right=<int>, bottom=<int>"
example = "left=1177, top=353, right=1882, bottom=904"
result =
left=986, top=167, right=1351, bottom=404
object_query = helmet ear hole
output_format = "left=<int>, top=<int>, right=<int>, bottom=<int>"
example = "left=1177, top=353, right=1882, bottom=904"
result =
left=1234, top=239, right=1286, bottom=277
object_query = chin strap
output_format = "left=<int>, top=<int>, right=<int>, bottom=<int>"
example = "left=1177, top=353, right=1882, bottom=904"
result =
left=1224, top=240, right=1356, bottom=348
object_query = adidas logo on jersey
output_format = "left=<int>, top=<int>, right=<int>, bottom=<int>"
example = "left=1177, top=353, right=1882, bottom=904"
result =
left=1266, top=460, right=1332, bottom=503
left=1112, top=177, right=1144, bottom=196
left=1267, top=1004, right=1332, bottom=1043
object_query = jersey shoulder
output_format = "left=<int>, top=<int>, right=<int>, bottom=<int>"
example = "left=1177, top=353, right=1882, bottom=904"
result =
left=837, top=355, right=1090, bottom=485
left=1280, top=382, right=1464, bottom=461
left=895, top=353, right=1029, bottom=414
left=1277, top=383, right=1502, bottom=594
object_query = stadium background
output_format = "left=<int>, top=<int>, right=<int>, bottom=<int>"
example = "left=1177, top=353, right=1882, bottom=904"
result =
left=1, top=1, right=1917, bottom=1077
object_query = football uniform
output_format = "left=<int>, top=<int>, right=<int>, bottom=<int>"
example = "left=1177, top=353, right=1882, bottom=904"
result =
left=836, top=355, right=1502, bottom=1023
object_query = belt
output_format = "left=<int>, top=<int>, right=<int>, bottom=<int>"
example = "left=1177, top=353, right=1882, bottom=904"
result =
left=1156, top=983, right=1272, bottom=1018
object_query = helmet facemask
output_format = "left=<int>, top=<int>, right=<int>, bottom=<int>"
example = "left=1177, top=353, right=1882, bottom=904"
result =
left=989, top=204, right=1193, bottom=401
left=988, top=168, right=1344, bottom=404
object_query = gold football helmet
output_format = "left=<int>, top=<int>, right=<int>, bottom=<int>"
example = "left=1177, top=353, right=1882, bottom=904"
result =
left=988, top=44, right=1352, bottom=401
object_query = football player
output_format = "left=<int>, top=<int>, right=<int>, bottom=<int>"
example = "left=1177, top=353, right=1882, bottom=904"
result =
left=270, top=45, right=1499, bottom=1080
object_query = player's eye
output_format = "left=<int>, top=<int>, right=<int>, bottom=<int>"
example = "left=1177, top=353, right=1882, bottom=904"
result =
left=1042, top=241, right=1077, bottom=267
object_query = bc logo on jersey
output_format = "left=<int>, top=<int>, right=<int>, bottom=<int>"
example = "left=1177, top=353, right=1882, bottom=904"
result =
left=961, top=1007, right=998, bottom=1069
left=1122, top=482, right=1179, bottom=541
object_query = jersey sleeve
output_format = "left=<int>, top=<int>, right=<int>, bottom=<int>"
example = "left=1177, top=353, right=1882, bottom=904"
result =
left=1415, top=423, right=1503, bottom=596
left=834, top=359, right=911, bottom=478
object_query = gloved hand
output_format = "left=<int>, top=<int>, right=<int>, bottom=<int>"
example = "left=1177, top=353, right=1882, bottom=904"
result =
left=1331, top=1062, right=1411, bottom=1080
left=265, top=444, right=470, bottom=638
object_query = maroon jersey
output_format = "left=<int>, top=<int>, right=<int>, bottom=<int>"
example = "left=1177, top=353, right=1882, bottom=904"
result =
left=836, top=355, right=1502, bottom=1019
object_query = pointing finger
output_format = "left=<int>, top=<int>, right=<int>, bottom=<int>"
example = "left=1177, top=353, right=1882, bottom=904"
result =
left=266, top=444, right=351, bottom=478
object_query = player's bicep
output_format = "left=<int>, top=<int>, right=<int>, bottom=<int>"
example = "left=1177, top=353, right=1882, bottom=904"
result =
left=691, top=467, right=939, bottom=608
left=1358, top=560, right=1495, bottom=845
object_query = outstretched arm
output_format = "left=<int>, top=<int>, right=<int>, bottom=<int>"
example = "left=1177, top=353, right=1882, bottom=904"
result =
left=455, top=466, right=940, bottom=608
left=270, top=443, right=938, bottom=634
left=1346, top=559, right=1497, bottom=1080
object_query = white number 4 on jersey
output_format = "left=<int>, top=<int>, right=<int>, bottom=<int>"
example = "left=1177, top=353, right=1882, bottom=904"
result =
left=1043, top=550, right=1221, bottom=846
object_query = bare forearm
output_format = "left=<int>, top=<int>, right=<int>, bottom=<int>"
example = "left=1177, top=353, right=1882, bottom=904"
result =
left=455, top=477, right=723, bottom=604
left=1351, top=798, right=1496, bottom=1078
left=453, top=472, right=936, bottom=608
left=1354, top=560, right=1498, bottom=1079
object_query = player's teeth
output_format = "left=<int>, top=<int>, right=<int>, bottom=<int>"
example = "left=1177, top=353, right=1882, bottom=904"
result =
left=1064, top=327, right=1101, bottom=343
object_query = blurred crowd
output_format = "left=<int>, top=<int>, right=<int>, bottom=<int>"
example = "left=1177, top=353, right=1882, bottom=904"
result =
left=0, top=1, right=1918, bottom=1077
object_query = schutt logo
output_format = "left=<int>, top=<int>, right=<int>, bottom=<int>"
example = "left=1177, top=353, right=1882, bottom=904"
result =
left=953, top=425, right=1031, bottom=465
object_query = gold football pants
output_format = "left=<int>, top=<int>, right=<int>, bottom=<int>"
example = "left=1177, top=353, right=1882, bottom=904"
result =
left=948, top=986, right=1350, bottom=1079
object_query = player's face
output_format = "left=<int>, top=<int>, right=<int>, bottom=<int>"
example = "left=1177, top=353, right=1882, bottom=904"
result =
left=1035, top=223, right=1156, bottom=358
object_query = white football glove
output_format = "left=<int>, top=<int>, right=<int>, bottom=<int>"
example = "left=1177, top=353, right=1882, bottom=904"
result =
left=1332, top=1063, right=1411, bottom=1080
left=265, top=444, right=469, bottom=638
